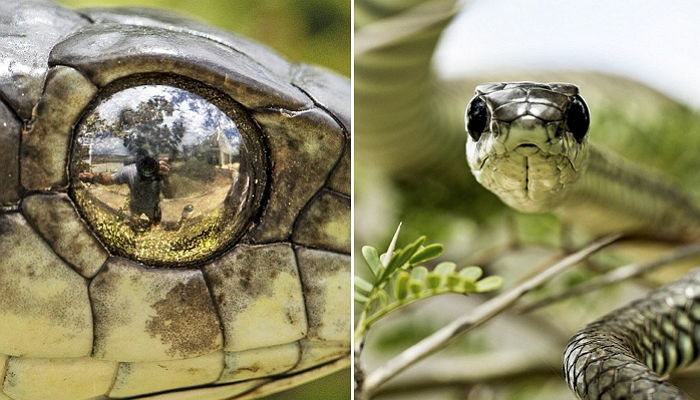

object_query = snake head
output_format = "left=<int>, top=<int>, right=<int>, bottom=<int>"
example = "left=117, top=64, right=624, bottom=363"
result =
left=465, top=82, right=591, bottom=212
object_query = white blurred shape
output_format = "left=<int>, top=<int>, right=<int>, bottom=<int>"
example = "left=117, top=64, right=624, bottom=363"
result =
left=436, top=0, right=700, bottom=107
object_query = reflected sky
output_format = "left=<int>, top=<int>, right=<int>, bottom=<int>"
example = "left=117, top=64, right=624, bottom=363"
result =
left=82, top=85, right=242, bottom=157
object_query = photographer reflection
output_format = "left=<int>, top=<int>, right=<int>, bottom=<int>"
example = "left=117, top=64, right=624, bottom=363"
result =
left=79, top=152, right=174, bottom=230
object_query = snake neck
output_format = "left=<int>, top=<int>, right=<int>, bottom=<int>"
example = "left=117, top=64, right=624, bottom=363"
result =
left=355, top=0, right=466, bottom=178
left=556, top=144, right=700, bottom=241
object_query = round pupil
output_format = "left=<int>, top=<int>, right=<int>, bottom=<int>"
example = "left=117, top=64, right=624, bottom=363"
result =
left=71, top=85, right=254, bottom=266
left=467, top=97, right=488, bottom=141
left=566, top=95, right=590, bottom=143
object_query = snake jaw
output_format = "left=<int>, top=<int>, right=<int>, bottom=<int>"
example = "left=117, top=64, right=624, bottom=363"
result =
left=468, top=129, right=588, bottom=212
left=470, top=145, right=581, bottom=212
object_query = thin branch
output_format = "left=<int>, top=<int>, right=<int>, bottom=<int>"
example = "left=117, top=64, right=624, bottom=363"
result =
left=373, top=350, right=561, bottom=396
left=354, top=337, right=366, bottom=399
left=361, top=233, right=622, bottom=397
left=518, top=243, right=700, bottom=314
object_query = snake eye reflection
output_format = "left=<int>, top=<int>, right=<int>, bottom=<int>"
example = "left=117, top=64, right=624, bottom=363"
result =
left=70, top=85, right=258, bottom=266
left=466, top=96, right=489, bottom=141
left=565, top=95, right=590, bottom=143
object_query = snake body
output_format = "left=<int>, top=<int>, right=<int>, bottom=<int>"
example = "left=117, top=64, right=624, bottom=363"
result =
left=564, top=271, right=700, bottom=399
left=356, top=0, right=700, bottom=398
left=465, top=82, right=700, bottom=399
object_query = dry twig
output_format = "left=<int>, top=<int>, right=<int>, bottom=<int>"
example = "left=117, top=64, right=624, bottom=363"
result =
left=518, top=243, right=700, bottom=314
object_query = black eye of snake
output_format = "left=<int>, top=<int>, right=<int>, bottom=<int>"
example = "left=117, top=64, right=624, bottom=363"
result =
left=466, top=96, right=489, bottom=141
left=565, top=94, right=590, bottom=143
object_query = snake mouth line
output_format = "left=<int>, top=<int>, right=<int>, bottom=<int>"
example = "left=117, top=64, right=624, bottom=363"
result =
left=478, top=155, right=490, bottom=170
left=524, top=156, right=530, bottom=197
left=566, top=155, right=578, bottom=172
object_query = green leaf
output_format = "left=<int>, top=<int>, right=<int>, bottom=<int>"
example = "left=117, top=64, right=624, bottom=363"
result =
left=434, top=262, right=456, bottom=276
left=354, top=276, right=373, bottom=293
left=475, top=276, right=503, bottom=292
left=399, top=236, right=426, bottom=263
left=377, top=289, right=389, bottom=307
left=426, top=272, right=441, bottom=289
left=393, top=271, right=410, bottom=300
left=362, top=246, right=383, bottom=278
left=459, top=266, right=483, bottom=282
left=446, top=274, right=461, bottom=290
left=408, top=244, right=443, bottom=265
left=411, top=266, right=428, bottom=281
left=379, top=251, right=392, bottom=268
left=377, top=249, right=402, bottom=283
left=378, top=246, right=410, bottom=282
left=459, top=278, right=477, bottom=293
left=386, top=236, right=426, bottom=273
left=354, top=292, right=369, bottom=304
left=356, top=229, right=498, bottom=332
left=409, top=279, right=424, bottom=296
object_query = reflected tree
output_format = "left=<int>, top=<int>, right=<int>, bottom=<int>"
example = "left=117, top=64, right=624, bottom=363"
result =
left=118, top=97, right=185, bottom=159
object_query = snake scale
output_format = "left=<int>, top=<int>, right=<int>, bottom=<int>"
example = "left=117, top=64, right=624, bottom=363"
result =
left=356, top=0, right=700, bottom=398
left=0, top=1, right=350, bottom=399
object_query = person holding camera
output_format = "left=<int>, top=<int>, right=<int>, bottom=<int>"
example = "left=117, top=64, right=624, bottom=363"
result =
left=79, top=154, right=174, bottom=227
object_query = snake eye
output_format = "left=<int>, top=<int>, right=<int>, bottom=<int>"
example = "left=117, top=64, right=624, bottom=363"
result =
left=70, top=81, right=264, bottom=266
left=466, top=96, right=490, bottom=141
left=565, top=95, right=590, bottom=143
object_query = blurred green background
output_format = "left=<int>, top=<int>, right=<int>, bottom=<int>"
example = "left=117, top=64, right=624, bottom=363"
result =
left=54, top=0, right=350, bottom=399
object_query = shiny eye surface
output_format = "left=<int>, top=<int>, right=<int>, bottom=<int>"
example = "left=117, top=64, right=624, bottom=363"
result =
left=565, top=94, right=590, bottom=143
left=70, top=84, right=262, bottom=266
left=466, top=96, right=489, bottom=141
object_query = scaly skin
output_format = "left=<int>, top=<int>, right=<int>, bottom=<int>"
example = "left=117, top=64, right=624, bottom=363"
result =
left=564, top=269, right=700, bottom=400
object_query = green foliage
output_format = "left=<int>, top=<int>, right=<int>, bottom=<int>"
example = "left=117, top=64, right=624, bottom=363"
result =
left=354, top=226, right=503, bottom=339
left=371, top=317, right=490, bottom=354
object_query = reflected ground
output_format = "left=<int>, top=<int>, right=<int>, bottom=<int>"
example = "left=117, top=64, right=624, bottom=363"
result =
left=72, top=85, right=250, bottom=265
